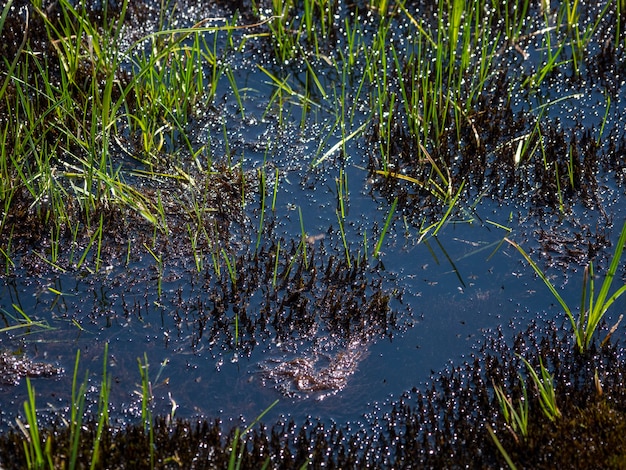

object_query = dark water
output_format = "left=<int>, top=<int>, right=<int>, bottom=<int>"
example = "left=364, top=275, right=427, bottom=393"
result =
left=1, top=0, right=626, bottom=434
left=2, top=191, right=623, bottom=430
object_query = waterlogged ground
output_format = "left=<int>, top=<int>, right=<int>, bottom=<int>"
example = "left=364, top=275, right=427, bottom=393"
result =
left=1, top=0, right=626, bottom=465
left=1, top=163, right=561, bottom=427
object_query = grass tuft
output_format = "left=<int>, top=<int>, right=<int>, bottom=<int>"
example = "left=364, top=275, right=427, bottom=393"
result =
left=506, top=220, right=626, bottom=353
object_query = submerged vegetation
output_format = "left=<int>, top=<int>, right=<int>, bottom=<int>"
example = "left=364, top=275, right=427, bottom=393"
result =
left=1, top=0, right=626, bottom=467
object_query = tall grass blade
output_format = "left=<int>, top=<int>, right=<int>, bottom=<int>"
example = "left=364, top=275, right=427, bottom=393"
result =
left=137, top=353, right=155, bottom=469
left=487, top=425, right=518, bottom=470
left=505, top=238, right=579, bottom=346
left=69, top=351, right=88, bottom=470
left=91, top=343, right=111, bottom=469
left=582, top=220, right=626, bottom=349
left=374, top=197, right=397, bottom=258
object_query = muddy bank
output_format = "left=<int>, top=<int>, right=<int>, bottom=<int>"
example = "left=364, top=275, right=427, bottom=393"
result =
left=1, top=321, right=626, bottom=468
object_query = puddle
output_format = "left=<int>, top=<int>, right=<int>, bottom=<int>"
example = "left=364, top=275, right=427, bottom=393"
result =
left=1, top=0, right=626, bottom=465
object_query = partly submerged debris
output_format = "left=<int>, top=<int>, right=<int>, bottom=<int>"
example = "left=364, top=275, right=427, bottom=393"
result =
left=0, top=352, right=62, bottom=386
left=259, top=338, right=370, bottom=399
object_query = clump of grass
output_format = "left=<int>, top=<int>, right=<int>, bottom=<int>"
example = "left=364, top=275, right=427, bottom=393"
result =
left=492, top=0, right=529, bottom=43
left=255, top=0, right=336, bottom=61
left=391, top=0, right=501, bottom=151
left=364, top=0, right=503, bottom=232
left=519, top=355, right=561, bottom=422
left=127, top=16, right=225, bottom=160
left=14, top=346, right=112, bottom=469
left=493, top=376, right=529, bottom=441
left=0, top=0, right=26, bottom=101
left=1, top=1, right=279, bottom=272
left=17, top=378, right=50, bottom=469
left=506, top=220, right=626, bottom=353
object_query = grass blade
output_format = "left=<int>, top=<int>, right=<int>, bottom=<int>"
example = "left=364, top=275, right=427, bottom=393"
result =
left=505, top=238, right=579, bottom=347
left=374, top=197, right=397, bottom=258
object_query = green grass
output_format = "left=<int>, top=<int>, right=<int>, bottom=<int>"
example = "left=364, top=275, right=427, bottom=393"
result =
left=373, top=197, right=397, bottom=258
left=1, top=0, right=616, bottom=275
left=0, top=304, right=54, bottom=336
left=487, top=425, right=519, bottom=470
left=19, top=377, right=50, bottom=469
left=519, top=356, right=561, bottom=422
left=0, top=1, right=282, bottom=273
left=365, top=0, right=504, bottom=223
left=137, top=353, right=155, bottom=469
left=1, top=0, right=623, bottom=466
left=493, top=376, right=529, bottom=441
left=14, top=346, right=113, bottom=469
left=11, top=346, right=281, bottom=469
left=91, top=344, right=111, bottom=470
left=507, top=220, right=626, bottom=353
left=227, top=399, right=279, bottom=470
left=490, top=355, right=562, bottom=467
left=389, top=0, right=500, bottom=150
left=68, top=351, right=88, bottom=469
left=0, top=0, right=25, bottom=101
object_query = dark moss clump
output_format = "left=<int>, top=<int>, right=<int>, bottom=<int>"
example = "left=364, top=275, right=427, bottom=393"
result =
left=2, top=322, right=626, bottom=468
left=388, top=321, right=626, bottom=468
